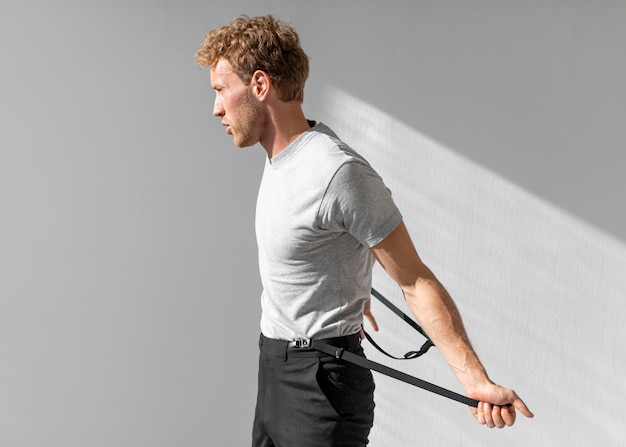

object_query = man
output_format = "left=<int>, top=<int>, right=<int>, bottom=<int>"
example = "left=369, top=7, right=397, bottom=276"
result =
left=196, top=14, right=533, bottom=446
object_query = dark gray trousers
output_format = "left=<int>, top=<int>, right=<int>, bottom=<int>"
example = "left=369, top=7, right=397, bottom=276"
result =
left=252, top=333, right=375, bottom=447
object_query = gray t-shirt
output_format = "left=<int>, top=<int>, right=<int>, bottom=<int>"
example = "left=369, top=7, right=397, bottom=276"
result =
left=256, top=122, right=402, bottom=340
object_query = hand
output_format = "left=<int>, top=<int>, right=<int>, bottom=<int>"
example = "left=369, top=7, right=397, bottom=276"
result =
left=468, top=383, right=534, bottom=428
left=360, top=298, right=379, bottom=339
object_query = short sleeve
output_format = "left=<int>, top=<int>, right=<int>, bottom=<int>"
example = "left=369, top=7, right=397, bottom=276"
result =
left=318, top=160, right=402, bottom=247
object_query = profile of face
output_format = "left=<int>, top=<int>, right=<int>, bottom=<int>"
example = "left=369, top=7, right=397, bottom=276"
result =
left=210, top=58, right=265, bottom=148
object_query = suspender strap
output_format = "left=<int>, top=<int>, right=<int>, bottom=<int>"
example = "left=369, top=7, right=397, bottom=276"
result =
left=371, top=288, right=429, bottom=338
left=362, top=330, right=434, bottom=360
left=311, top=339, right=480, bottom=408
left=368, top=288, right=435, bottom=360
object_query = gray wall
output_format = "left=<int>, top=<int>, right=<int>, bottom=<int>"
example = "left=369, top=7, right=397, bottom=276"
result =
left=1, top=1, right=624, bottom=446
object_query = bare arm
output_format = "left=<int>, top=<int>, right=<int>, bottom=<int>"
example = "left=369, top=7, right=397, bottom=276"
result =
left=370, top=220, right=533, bottom=428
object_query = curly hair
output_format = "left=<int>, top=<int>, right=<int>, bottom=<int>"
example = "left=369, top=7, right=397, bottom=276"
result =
left=196, top=15, right=309, bottom=103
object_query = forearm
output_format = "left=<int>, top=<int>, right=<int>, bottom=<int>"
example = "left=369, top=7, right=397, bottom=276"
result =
left=371, top=221, right=533, bottom=423
left=371, top=221, right=491, bottom=392
left=402, top=274, right=491, bottom=393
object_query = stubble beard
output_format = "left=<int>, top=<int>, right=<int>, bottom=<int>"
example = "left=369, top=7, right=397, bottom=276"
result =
left=233, top=88, right=266, bottom=148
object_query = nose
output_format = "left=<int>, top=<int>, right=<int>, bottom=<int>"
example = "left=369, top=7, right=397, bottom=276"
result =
left=213, top=95, right=224, bottom=117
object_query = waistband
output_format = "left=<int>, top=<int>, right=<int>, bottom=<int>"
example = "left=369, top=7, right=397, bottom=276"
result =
left=258, top=333, right=362, bottom=358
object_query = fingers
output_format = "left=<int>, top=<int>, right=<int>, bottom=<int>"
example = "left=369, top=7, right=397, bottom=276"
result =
left=363, top=299, right=379, bottom=331
left=473, top=402, right=517, bottom=429
left=513, top=396, right=535, bottom=419
left=366, top=313, right=379, bottom=331
left=484, top=402, right=503, bottom=428
left=502, top=405, right=517, bottom=426
left=483, top=402, right=506, bottom=428
left=470, top=387, right=533, bottom=428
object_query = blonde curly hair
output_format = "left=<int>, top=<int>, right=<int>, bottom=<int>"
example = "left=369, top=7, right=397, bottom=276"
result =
left=196, top=15, right=309, bottom=103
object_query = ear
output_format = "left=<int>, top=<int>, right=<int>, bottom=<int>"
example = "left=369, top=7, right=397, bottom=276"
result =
left=250, top=70, right=271, bottom=101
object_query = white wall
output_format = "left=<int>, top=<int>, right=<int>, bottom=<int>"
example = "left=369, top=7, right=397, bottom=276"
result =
left=1, top=1, right=624, bottom=446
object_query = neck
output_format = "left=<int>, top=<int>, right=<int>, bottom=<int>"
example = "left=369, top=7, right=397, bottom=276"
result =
left=260, top=102, right=311, bottom=158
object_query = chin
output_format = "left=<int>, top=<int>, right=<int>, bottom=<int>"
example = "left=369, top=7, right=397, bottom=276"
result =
left=234, top=137, right=259, bottom=148
left=234, top=140, right=252, bottom=148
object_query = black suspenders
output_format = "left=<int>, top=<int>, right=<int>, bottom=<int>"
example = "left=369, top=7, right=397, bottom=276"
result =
left=310, top=288, right=481, bottom=408
left=364, top=288, right=435, bottom=360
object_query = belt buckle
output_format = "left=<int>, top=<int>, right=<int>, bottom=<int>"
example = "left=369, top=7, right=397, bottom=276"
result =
left=293, top=338, right=311, bottom=348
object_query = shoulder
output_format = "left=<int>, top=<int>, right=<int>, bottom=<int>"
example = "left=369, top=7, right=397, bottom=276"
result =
left=305, top=122, right=370, bottom=168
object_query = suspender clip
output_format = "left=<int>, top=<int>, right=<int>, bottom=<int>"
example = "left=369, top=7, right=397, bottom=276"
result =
left=334, top=347, right=345, bottom=359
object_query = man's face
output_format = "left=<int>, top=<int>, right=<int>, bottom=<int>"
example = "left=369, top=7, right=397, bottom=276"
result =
left=210, top=58, right=265, bottom=148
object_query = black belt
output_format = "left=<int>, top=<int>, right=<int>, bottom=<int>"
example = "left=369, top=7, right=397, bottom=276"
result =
left=286, top=333, right=360, bottom=349
left=259, top=333, right=361, bottom=358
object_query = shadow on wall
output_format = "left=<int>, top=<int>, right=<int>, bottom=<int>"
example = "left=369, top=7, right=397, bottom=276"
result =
left=318, top=86, right=626, bottom=446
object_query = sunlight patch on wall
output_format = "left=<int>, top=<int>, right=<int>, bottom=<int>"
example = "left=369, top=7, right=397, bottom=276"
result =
left=317, top=85, right=626, bottom=446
